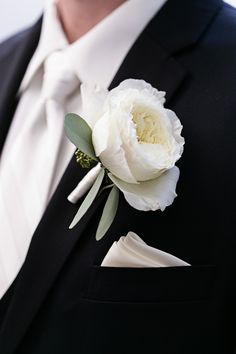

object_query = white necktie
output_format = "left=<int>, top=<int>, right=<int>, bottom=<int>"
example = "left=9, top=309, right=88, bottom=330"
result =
left=0, top=51, right=80, bottom=298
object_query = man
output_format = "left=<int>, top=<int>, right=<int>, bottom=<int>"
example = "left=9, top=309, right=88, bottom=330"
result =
left=0, top=0, right=235, bottom=353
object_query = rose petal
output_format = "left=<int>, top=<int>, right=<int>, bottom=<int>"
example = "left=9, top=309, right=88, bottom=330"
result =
left=93, top=111, right=138, bottom=184
left=109, top=166, right=180, bottom=211
left=108, top=79, right=166, bottom=105
left=166, top=109, right=185, bottom=158
left=92, top=112, right=110, bottom=156
left=81, top=83, right=108, bottom=128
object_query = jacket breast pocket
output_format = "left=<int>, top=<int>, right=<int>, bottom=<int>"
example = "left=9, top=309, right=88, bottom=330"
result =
left=84, top=264, right=217, bottom=303
left=80, top=265, right=223, bottom=353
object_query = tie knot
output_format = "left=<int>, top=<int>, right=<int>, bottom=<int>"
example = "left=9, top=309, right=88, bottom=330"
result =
left=42, top=51, right=80, bottom=101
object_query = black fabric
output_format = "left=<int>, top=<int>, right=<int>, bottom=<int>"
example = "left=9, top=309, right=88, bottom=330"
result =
left=0, top=282, right=16, bottom=329
left=0, top=0, right=235, bottom=353
left=0, top=17, right=42, bottom=154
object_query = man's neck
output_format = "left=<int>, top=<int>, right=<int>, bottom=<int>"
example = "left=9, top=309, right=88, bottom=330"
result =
left=56, top=0, right=127, bottom=43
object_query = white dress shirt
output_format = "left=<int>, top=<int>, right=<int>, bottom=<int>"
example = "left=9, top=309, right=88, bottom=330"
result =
left=0, top=0, right=167, bottom=298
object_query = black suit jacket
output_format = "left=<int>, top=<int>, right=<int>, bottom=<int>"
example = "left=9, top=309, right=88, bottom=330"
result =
left=0, top=0, right=235, bottom=353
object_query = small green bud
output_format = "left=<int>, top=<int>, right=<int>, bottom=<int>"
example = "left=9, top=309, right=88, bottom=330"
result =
left=75, top=149, right=93, bottom=168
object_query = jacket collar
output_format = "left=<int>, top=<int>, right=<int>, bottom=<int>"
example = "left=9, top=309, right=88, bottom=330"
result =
left=110, top=0, right=222, bottom=101
left=20, top=0, right=168, bottom=93
left=0, top=18, right=42, bottom=157
left=0, top=1, right=223, bottom=352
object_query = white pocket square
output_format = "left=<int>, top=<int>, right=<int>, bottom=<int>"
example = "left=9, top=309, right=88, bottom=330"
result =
left=101, top=232, right=190, bottom=267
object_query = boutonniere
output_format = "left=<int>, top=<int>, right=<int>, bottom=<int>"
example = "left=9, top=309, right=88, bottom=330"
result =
left=65, top=79, right=184, bottom=240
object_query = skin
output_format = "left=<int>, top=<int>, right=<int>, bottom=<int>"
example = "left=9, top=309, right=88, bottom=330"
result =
left=56, top=0, right=127, bottom=43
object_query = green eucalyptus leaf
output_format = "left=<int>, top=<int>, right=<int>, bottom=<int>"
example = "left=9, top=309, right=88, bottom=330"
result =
left=96, top=186, right=119, bottom=241
left=65, top=113, right=97, bottom=160
left=69, top=168, right=105, bottom=229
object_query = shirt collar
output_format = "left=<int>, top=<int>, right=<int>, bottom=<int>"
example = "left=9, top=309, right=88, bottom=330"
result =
left=20, top=0, right=68, bottom=92
left=20, top=0, right=167, bottom=92
left=66, top=0, right=167, bottom=89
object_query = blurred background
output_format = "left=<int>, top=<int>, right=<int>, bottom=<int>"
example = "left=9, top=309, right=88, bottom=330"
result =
left=0, top=0, right=235, bottom=42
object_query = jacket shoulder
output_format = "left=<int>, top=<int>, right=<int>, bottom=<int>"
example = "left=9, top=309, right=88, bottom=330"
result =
left=0, top=28, right=33, bottom=61
left=214, top=2, right=236, bottom=41
left=0, top=17, right=42, bottom=63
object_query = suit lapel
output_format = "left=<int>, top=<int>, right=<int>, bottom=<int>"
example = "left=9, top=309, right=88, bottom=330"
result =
left=110, top=32, right=186, bottom=104
left=0, top=18, right=42, bottom=156
left=110, top=0, right=222, bottom=99
left=0, top=0, right=223, bottom=353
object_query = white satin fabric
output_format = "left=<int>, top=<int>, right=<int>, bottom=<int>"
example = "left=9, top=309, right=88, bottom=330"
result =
left=0, top=52, right=79, bottom=299
left=102, top=232, right=190, bottom=267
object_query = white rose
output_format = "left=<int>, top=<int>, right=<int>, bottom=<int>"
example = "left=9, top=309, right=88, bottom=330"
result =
left=81, top=79, right=184, bottom=211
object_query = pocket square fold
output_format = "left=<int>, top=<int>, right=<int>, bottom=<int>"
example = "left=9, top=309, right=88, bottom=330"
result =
left=101, top=232, right=190, bottom=267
